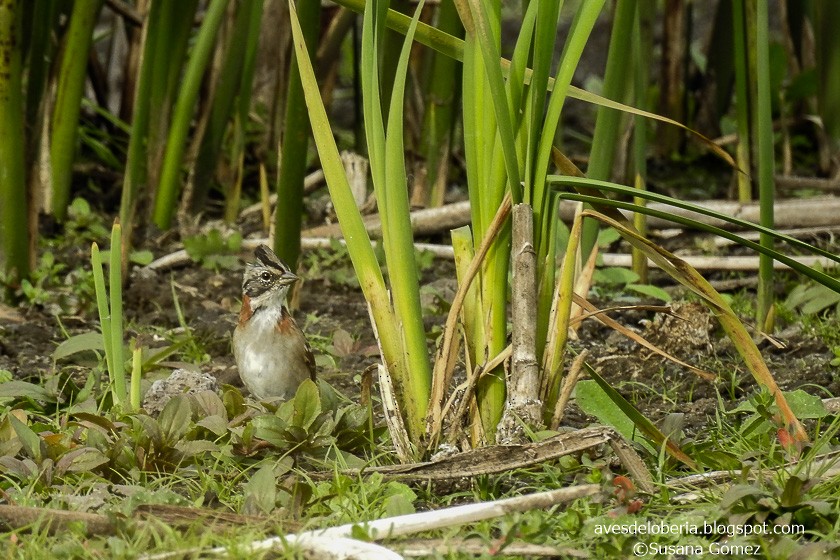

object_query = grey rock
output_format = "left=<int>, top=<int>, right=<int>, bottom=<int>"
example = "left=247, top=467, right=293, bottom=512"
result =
left=142, top=368, right=218, bottom=415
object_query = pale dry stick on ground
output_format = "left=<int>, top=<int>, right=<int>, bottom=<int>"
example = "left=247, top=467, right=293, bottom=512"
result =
left=140, top=484, right=602, bottom=560
left=304, top=195, right=840, bottom=238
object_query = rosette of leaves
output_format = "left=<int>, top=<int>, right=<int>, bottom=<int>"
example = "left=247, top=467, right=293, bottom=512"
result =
left=251, top=380, right=374, bottom=461
left=718, top=473, right=838, bottom=540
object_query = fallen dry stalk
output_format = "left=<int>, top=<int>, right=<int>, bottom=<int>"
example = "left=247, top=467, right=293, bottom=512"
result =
left=340, top=426, right=653, bottom=490
left=499, top=203, right=543, bottom=443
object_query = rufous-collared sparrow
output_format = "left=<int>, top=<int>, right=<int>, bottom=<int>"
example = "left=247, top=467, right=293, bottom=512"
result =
left=233, top=245, right=315, bottom=400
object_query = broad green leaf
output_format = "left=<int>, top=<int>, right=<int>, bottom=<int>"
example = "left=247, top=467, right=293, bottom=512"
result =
left=52, top=331, right=105, bottom=361
left=383, top=490, right=416, bottom=517
left=0, top=380, right=55, bottom=402
left=575, top=380, right=642, bottom=449
left=55, top=447, right=108, bottom=475
left=174, top=440, right=219, bottom=457
left=222, top=385, right=247, bottom=419
left=801, top=289, right=840, bottom=315
left=292, top=379, right=321, bottom=430
left=157, top=396, right=192, bottom=443
left=130, top=250, right=154, bottom=266
left=593, top=267, right=639, bottom=286
left=626, top=284, right=672, bottom=303
left=0, top=457, right=37, bottom=479
left=196, top=415, right=229, bottom=437
left=9, top=415, right=44, bottom=463
left=192, top=390, right=227, bottom=421
left=782, top=389, right=828, bottom=419
left=252, top=415, right=290, bottom=449
left=243, top=464, right=277, bottom=515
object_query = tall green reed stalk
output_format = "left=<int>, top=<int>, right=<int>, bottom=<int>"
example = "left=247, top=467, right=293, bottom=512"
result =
left=414, top=0, right=463, bottom=208
left=754, top=0, right=775, bottom=330
left=361, top=0, right=432, bottom=436
left=732, top=0, right=776, bottom=328
left=50, top=0, right=104, bottom=221
left=120, top=0, right=199, bottom=242
left=579, top=0, right=636, bottom=258
left=0, top=0, right=30, bottom=285
left=454, top=0, right=606, bottom=438
left=153, top=0, right=230, bottom=229
left=274, top=0, right=321, bottom=267
left=814, top=0, right=840, bottom=148
left=190, top=0, right=265, bottom=219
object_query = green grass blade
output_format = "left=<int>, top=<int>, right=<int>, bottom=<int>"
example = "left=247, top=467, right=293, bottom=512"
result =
left=108, top=223, right=126, bottom=408
left=462, top=0, right=521, bottom=202
left=583, top=362, right=697, bottom=468
left=533, top=0, right=604, bottom=253
left=382, top=0, right=432, bottom=424
left=287, top=0, right=413, bottom=444
left=554, top=192, right=840, bottom=295
left=548, top=175, right=840, bottom=272
left=131, top=344, right=142, bottom=412
left=361, top=0, right=431, bottom=437
left=91, top=242, right=117, bottom=408
left=541, top=208, right=582, bottom=415
left=579, top=0, right=636, bottom=257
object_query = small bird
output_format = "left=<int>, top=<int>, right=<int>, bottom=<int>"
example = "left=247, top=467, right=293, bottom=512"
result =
left=233, top=245, right=315, bottom=400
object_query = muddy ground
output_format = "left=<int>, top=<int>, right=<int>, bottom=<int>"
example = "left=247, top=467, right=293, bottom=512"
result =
left=1, top=224, right=838, bottom=439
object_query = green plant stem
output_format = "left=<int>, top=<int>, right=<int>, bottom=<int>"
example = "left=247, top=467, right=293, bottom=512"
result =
left=631, top=1, right=655, bottom=284
left=532, top=1, right=604, bottom=361
left=22, top=0, right=58, bottom=164
left=451, top=226, right=483, bottom=370
left=120, top=1, right=162, bottom=242
left=131, top=342, right=142, bottom=412
left=754, top=0, right=775, bottom=328
left=0, top=0, right=30, bottom=286
left=49, top=0, right=104, bottom=221
left=274, top=0, right=320, bottom=267
left=814, top=0, right=840, bottom=146
left=91, top=243, right=118, bottom=408
left=541, top=211, right=583, bottom=416
left=579, top=0, right=636, bottom=258
left=153, top=0, right=230, bottom=229
left=732, top=0, right=753, bottom=203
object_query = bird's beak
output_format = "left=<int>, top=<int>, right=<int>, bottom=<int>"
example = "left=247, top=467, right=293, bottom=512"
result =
left=279, top=272, right=299, bottom=286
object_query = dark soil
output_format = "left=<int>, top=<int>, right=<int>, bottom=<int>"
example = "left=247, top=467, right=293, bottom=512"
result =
left=1, top=230, right=838, bottom=438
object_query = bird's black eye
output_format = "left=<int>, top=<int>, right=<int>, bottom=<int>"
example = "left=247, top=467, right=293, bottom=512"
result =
left=260, top=271, right=272, bottom=282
